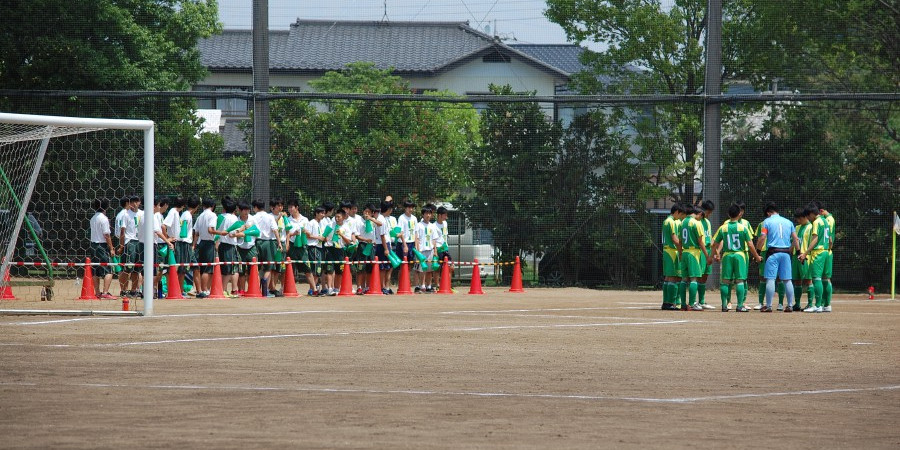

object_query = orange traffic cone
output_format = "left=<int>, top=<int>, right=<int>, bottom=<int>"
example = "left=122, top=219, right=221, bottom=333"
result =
left=508, top=256, right=525, bottom=293
left=338, top=257, right=355, bottom=296
left=207, top=257, right=226, bottom=299
left=1, top=268, right=18, bottom=300
left=468, top=259, right=484, bottom=295
left=282, top=257, right=300, bottom=297
left=165, top=261, right=183, bottom=300
left=396, top=257, right=412, bottom=295
left=78, top=258, right=97, bottom=300
left=244, top=257, right=263, bottom=298
left=367, top=257, right=383, bottom=296
left=437, top=256, right=452, bottom=294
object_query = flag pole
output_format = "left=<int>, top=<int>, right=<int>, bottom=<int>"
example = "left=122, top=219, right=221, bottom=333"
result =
left=892, top=211, right=897, bottom=300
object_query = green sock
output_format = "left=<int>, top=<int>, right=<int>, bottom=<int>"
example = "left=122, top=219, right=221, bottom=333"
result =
left=793, top=284, right=803, bottom=308
left=679, top=282, right=687, bottom=307
left=736, top=282, right=747, bottom=308
left=662, top=282, right=670, bottom=304
left=824, top=280, right=833, bottom=307
left=698, top=283, right=706, bottom=304
left=813, top=279, right=824, bottom=307
left=689, top=281, right=698, bottom=305
left=667, top=282, right=678, bottom=304
left=720, top=284, right=730, bottom=309
left=777, top=281, right=785, bottom=305
left=806, top=285, right=814, bottom=308
left=758, top=282, right=766, bottom=305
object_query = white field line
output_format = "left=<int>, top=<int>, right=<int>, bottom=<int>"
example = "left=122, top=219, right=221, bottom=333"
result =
left=0, top=319, right=698, bottom=348
left=2, top=307, right=668, bottom=326
left=2, top=381, right=897, bottom=405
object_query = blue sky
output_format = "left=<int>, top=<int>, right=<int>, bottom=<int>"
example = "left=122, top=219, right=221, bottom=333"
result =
left=217, top=0, right=574, bottom=46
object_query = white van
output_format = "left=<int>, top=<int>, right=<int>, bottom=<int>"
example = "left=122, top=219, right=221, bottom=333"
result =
left=437, top=203, right=496, bottom=281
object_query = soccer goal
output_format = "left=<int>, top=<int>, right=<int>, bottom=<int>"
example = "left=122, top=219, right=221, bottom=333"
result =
left=0, top=112, right=155, bottom=316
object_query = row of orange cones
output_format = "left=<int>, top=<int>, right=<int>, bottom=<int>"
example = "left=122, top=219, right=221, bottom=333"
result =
left=67, top=255, right=526, bottom=301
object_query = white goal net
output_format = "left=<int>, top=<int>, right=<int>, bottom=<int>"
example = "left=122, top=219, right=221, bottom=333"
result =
left=0, top=113, right=155, bottom=316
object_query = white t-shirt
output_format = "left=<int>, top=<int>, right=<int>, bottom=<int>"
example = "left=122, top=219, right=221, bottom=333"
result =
left=115, top=209, right=128, bottom=243
left=351, top=214, right=364, bottom=237
left=430, top=221, right=444, bottom=249
left=194, top=209, right=217, bottom=241
left=90, top=212, right=111, bottom=244
left=415, top=221, right=432, bottom=251
left=253, top=211, right=278, bottom=240
left=219, top=213, right=239, bottom=245
left=358, top=216, right=375, bottom=243
left=305, top=219, right=322, bottom=248
left=136, top=210, right=147, bottom=243
left=179, top=210, right=194, bottom=243
left=374, top=214, right=387, bottom=245
left=151, top=212, right=165, bottom=244
left=387, top=215, right=399, bottom=244
left=238, top=215, right=255, bottom=249
left=287, top=214, right=308, bottom=245
left=400, top=214, right=417, bottom=243
left=334, top=221, right=354, bottom=249
left=322, top=216, right=335, bottom=247
left=123, top=209, right=139, bottom=243
left=273, top=212, right=288, bottom=243
left=163, top=208, right=181, bottom=240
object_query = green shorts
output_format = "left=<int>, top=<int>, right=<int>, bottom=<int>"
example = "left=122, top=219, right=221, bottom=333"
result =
left=237, top=245, right=257, bottom=275
left=197, top=240, right=216, bottom=274
left=175, top=241, right=192, bottom=275
left=741, top=251, right=750, bottom=279
left=124, top=241, right=142, bottom=274
left=701, top=252, right=711, bottom=275
left=272, top=244, right=285, bottom=273
left=288, top=245, right=309, bottom=274
left=662, top=248, right=681, bottom=278
left=758, top=254, right=767, bottom=278
left=90, top=243, right=112, bottom=277
left=809, top=251, right=827, bottom=279
left=354, top=243, right=374, bottom=273
left=306, top=246, right=322, bottom=276
left=680, top=250, right=703, bottom=278
left=791, top=254, right=810, bottom=281
left=256, top=240, right=277, bottom=272
left=218, top=243, right=239, bottom=276
left=323, top=247, right=344, bottom=274
left=824, top=250, right=833, bottom=278
left=720, top=252, right=747, bottom=281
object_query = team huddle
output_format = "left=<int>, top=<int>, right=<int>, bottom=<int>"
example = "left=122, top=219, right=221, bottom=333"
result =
left=661, top=200, right=835, bottom=313
left=88, top=196, right=456, bottom=299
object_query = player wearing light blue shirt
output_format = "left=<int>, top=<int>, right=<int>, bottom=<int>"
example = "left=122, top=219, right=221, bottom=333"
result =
left=755, top=202, right=801, bottom=312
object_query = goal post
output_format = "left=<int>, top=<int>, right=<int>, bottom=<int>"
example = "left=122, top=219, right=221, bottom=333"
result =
left=0, top=112, right=155, bottom=316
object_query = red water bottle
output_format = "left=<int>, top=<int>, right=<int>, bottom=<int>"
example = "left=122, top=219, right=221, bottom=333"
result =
left=122, top=297, right=130, bottom=311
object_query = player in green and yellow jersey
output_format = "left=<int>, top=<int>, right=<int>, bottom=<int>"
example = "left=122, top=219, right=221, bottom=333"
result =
left=792, top=208, right=814, bottom=310
left=680, top=206, right=711, bottom=311
left=660, top=203, right=687, bottom=310
left=800, top=204, right=832, bottom=313
left=697, top=200, right=717, bottom=309
left=814, top=201, right=835, bottom=311
left=713, top=203, right=762, bottom=311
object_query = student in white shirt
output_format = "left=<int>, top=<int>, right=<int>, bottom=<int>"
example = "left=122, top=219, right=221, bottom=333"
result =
left=397, top=199, right=417, bottom=274
left=213, top=198, right=240, bottom=297
left=114, top=196, right=130, bottom=295
left=374, top=201, right=392, bottom=294
left=414, top=206, right=435, bottom=293
left=269, top=198, right=287, bottom=296
left=89, top=198, right=116, bottom=299
left=163, top=196, right=188, bottom=298
left=120, top=195, right=142, bottom=297
left=243, top=199, right=283, bottom=297
left=192, top=197, right=218, bottom=298
left=151, top=197, right=174, bottom=299
left=234, top=201, right=257, bottom=295
left=321, top=202, right=339, bottom=295
left=304, top=206, right=326, bottom=296
left=285, top=199, right=309, bottom=286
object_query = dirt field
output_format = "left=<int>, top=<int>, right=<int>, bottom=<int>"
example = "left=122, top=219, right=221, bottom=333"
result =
left=1, top=287, right=898, bottom=449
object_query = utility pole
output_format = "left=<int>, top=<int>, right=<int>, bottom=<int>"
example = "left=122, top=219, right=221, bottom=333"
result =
left=251, top=0, right=270, bottom=203
left=703, top=0, right=723, bottom=286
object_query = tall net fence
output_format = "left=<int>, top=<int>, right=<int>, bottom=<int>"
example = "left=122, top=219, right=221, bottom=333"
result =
left=0, top=92, right=896, bottom=308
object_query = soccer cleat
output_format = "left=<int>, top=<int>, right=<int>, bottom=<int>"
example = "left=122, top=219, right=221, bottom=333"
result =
left=736, top=306, right=749, bottom=312
left=196, top=292, right=208, bottom=299
left=803, top=306, right=818, bottom=313
left=760, top=306, right=773, bottom=312
left=702, top=304, right=716, bottom=310
left=690, top=304, right=704, bottom=311
left=661, top=303, right=678, bottom=311
left=328, top=289, right=337, bottom=296
left=722, top=306, right=729, bottom=312
left=753, top=304, right=763, bottom=310
left=823, top=306, right=832, bottom=312
left=387, top=288, right=394, bottom=295
left=783, top=306, right=792, bottom=313
left=414, top=286, right=422, bottom=294
left=776, top=304, right=784, bottom=311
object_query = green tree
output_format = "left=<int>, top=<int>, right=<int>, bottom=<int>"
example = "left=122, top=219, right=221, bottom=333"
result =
left=460, top=84, right=560, bottom=279
left=265, top=62, right=480, bottom=208
left=545, top=0, right=709, bottom=204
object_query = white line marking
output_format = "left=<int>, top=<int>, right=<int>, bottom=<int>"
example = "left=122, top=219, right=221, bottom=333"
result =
left=0, top=320, right=697, bottom=348
left=2, top=381, right=897, bottom=404
left=852, top=342, right=874, bottom=345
